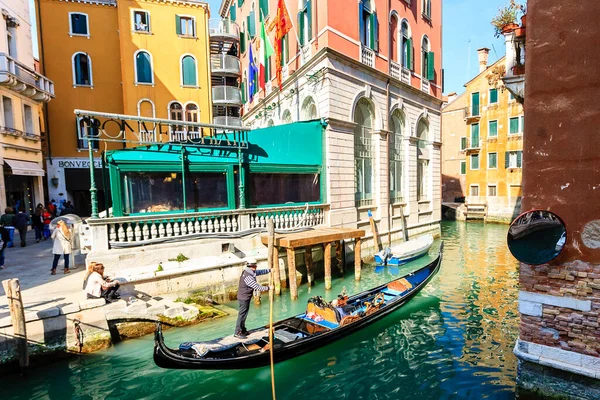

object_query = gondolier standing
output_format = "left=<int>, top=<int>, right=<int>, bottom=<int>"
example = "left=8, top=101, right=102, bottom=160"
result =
left=235, top=258, right=273, bottom=339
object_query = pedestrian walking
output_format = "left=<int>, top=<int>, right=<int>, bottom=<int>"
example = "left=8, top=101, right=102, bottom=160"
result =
left=0, top=207, right=15, bottom=247
left=32, top=204, right=44, bottom=242
left=14, top=208, right=29, bottom=247
left=234, top=258, right=273, bottom=339
left=51, top=220, right=71, bottom=275
left=42, top=208, right=52, bottom=239
left=0, top=226, right=9, bottom=269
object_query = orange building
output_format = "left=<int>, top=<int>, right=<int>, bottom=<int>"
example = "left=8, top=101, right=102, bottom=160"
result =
left=36, top=0, right=212, bottom=215
left=220, top=0, right=443, bottom=243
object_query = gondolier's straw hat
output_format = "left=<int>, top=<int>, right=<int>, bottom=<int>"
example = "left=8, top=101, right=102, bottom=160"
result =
left=247, top=258, right=258, bottom=266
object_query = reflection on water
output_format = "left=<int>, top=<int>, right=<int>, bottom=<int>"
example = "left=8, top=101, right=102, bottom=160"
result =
left=3, top=222, right=523, bottom=399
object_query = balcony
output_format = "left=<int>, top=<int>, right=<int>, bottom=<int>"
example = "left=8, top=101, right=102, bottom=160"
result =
left=212, top=85, right=242, bottom=106
left=213, top=116, right=242, bottom=127
left=502, top=18, right=526, bottom=102
left=421, top=79, right=430, bottom=94
left=209, top=19, right=239, bottom=42
left=211, top=54, right=241, bottom=76
left=360, top=45, right=375, bottom=68
left=465, top=106, right=481, bottom=123
left=0, top=53, right=54, bottom=102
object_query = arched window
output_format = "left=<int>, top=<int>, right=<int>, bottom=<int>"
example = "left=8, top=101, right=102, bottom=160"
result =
left=135, top=51, right=153, bottom=84
left=181, top=55, right=197, bottom=86
left=267, top=119, right=275, bottom=127
left=301, top=97, right=318, bottom=120
left=169, top=102, right=183, bottom=139
left=416, top=118, right=429, bottom=201
left=401, top=21, right=411, bottom=69
left=354, top=98, right=374, bottom=205
left=281, top=109, right=292, bottom=124
left=137, top=99, right=155, bottom=142
left=77, top=117, right=99, bottom=149
left=359, top=0, right=377, bottom=50
left=185, top=103, right=199, bottom=133
left=421, top=36, right=430, bottom=78
left=389, top=111, right=404, bottom=202
left=390, top=14, right=398, bottom=62
left=72, top=52, right=92, bottom=86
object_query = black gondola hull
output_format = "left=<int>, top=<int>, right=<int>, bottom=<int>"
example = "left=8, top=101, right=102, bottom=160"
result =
left=154, top=243, right=443, bottom=370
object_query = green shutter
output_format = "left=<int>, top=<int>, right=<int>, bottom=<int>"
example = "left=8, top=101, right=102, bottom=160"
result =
left=230, top=5, right=237, bottom=21
left=358, top=1, right=365, bottom=45
left=505, top=152, right=510, bottom=168
left=406, top=38, right=412, bottom=70
left=248, top=11, right=256, bottom=37
left=489, top=120, right=498, bottom=137
left=489, top=153, right=497, bottom=169
left=298, top=11, right=305, bottom=46
left=370, top=12, right=379, bottom=51
left=240, top=30, right=246, bottom=53
left=517, top=151, right=523, bottom=168
left=259, top=0, right=268, bottom=21
left=471, top=92, right=479, bottom=116
left=241, top=80, right=247, bottom=104
left=490, top=88, right=498, bottom=103
left=460, top=136, right=467, bottom=150
left=520, top=115, right=524, bottom=133
left=427, top=51, right=435, bottom=81
left=471, top=154, right=479, bottom=169
left=510, top=117, right=519, bottom=134
left=175, top=15, right=181, bottom=35
left=471, top=123, right=479, bottom=148
left=182, top=56, right=196, bottom=86
left=460, top=161, right=466, bottom=175
left=238, top=0, right=244, bottom=6
left=306, top=0, right=313, bottom=41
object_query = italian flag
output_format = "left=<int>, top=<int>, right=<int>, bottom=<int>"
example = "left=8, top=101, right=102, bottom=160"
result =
left=259, top=20, right=275, bottom=91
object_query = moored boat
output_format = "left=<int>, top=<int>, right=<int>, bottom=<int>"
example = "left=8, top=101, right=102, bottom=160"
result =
left=153, top=243, right=443, bottom=370
left=374, top=234, right=434, bottom=266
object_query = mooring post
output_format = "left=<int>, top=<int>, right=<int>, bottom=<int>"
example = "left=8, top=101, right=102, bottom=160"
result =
left=2, top=278, right=28, bottom=370
left=267, top=219, right=279, bottom=295
left=305, top=247, right=314, bottom=287
left=272, top=246, right=281, bottom=295
left=354, top=238, right=362, bottom=281
left=287, top=247, right=298, bottom=300
left=335, top=241, right=344, bottom=274
left=324, top=242, right=332, bottom=290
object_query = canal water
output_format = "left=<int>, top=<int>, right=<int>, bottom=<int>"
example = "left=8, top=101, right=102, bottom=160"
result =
left=4, top=221, right=525, bottom=399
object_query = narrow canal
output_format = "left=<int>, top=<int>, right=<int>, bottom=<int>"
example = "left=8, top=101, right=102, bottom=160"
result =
left=5, top=221, right=524, bottom=399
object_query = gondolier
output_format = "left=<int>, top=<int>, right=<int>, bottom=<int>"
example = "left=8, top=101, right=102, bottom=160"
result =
left=235, top=258, right=273, bottom=339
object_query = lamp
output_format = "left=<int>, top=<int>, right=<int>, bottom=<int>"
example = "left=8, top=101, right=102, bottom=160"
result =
left=51, top=176, right=59, bottom=188
left=171, top=173, right=177, bottom=179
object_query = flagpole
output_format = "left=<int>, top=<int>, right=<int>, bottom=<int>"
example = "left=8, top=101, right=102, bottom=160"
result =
left=282, top=0, right=302, bottom=51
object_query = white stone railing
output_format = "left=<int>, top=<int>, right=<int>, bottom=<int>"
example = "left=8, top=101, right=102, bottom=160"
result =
left=87, top=204, right=329, bottom=249
left=390, top=60, right=400, bottom=80
left=421, top=79, right=430, bottom=94
left=401, top=67, right=411, bottom=84
left=361, top=45, right=375, bottom=68
left=0, top=53, right=54, bottom=102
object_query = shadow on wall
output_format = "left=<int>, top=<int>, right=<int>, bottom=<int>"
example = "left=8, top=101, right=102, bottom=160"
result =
left=441, top=173, right=465, bottom=203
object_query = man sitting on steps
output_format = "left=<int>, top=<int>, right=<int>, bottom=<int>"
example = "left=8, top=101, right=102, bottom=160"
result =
left=234, top=258, right=273, bottom=339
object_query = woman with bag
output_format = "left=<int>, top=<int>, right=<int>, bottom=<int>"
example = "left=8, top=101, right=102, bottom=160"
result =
left=51, top=220, right=71, bottom=275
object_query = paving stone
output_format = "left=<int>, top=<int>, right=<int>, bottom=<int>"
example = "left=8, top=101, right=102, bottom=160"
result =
left=103, top=300, right=128, bottom=312
left=147, top=305, right=167, bottom=315
left=125, top=301, right=148, bottom=314
left=164, top=305, right=184, bottom=318
left=59, top=303, right=81, bottom=315
left=80, top=298, right=107, bottom=310
left=0, top=316, right=12, bottom=328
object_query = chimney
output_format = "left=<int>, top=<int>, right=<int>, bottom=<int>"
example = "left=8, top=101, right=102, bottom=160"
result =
left=477, top=48, right=490, bottom=73
left=447, top=92, right=457, bottom=103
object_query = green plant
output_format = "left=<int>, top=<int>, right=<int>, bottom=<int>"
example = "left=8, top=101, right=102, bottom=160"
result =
left=168, top=253, right=189, bottom=263
left=156, top=263, right=163, bottom=272
left=491, top=1, right=524, bottom=37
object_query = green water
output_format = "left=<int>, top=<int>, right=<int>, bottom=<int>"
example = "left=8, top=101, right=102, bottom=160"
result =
left=3, top=221, right=524, bottom=399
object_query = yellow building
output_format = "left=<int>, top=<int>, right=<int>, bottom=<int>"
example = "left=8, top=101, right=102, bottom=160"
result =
left=0, top=0, right=54, bottom=216
left=441, top=92, right=468, bottom=202
left=37, top=0, right=212, bottom=215
left=462, top=49, right=524, bottom=223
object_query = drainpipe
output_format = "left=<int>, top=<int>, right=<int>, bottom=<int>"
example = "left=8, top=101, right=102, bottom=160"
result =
left=386, top=78, right=392, bottom=248
left=36, top=0, right=52, bottom=165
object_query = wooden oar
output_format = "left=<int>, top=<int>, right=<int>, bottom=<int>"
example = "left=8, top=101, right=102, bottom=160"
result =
left=267, top=219, right=277, bottom=400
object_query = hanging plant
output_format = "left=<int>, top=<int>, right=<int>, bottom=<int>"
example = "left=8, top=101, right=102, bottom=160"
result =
left=486, top=64, right=507, bottom=90
left=491, top=0, right=524, bottom=37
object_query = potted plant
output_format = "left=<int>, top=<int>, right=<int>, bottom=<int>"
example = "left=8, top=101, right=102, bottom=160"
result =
left=491, top=0, right=524, bottom=37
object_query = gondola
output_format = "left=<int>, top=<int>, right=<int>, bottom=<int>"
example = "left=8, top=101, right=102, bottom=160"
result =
left=153, top=243, right=443, bottom=370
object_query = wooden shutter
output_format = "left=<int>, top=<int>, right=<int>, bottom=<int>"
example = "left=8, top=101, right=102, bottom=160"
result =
left=74, top=54, right=83, bottom=84
left=298, top=11, right=305, bottom=46
left=259, top=0, right=268, bottom=21
left=489, top=120, right=497, bottom=136
left=240, top=30, right=246, bottom=53
left=182, top=56, right=196, bottom=86
left=427, top=51, right=435, bottom=81
left=248, top=11, right=256, bottom=37
left=370, top=12, right=379, bottom=51
left=460, top=137, right=467, bottom=150
left=230, top=5, right=237, bottom=21
left=471, top=123, right=479, bottom=148
left=242, top=80, right=247, bottom=104
left=359, top=1, right=364, bottom=46
left=510, top=117, right=519, bottom=134
left=505, top=152, right=510, bottom=168
left=175, top=15, right=181, bottom=35
left=460, top=161, right=466, bottom=175
left=490, top=88, right=498, bottom=103
left=406, top=38, right=412, bottom=70
left=517, top=151, right=522, bottom=168
left=238, top=0, right=244, bottom=6
left=472, top=92, right=479, bottom=116
left=307, top=0, right=313, bottom=41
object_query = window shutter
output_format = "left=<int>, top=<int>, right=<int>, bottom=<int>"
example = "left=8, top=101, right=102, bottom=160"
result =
left=230, top=5, right=237, bottom=21
left=520, top=115, right=524, bottom=132
left=517, top=151, right=522, bottom=168
left=472, top=92, right=479, bottom=116
left=182, top=56, right=196, bottom=86
left=406, top=38, right=412, bottom=70
left=298, top=11, right=305, bottom=46
left=490, top=88, right=498, bottom=103
left=510, top=117, right=519, bottom=134
left=427, top=51, right=435, bottom=81
left=306, top=0, right=313, bottom=41
left=370, top=12, right=379, bottom=51
left=489, top=120, right=497, bottom=136
left=74, top=54, right=83, bottom=84
left=175, top=15, right=181, bottom=35
left=240, top=30, right=246, bottom=53
left=248, top=11, right=256, bottom=37
left=358, top=1, right=364, bottom=46
left=460, top=137, right=467, bottom=150
left=471, top=124, right=479, bottom=148
left=241, top=80, right=247, bottom=104
left=505, top=152, right=510, bottom=168
left=460, top=161, right=466, bottom=175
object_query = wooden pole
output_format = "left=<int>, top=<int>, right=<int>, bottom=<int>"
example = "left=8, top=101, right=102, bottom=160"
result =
left=335, top=241, right=344, bottom=274
left=2, top=279, right=28, bottom=370
left=305, top=247, right=314, bottom=287
left=287, top=247, right=298, bottom=300
left=354, top=238, right=362, bottom=281
left=399, top=204, right=409, bottom=242
left=272, top=246, right=281, bottom=295
left=324, top=242, right=332, bottom=290
left=368, top=210, right=381, bottom=251
left=266, top=219, right=276, bottom=400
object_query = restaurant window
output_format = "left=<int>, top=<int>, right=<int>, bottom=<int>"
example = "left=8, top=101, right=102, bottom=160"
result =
left=123, top=172, right=184, bottom=214
left=186, top=172, right=228, bottom=209
left=249, top=173, right=320, bottom=206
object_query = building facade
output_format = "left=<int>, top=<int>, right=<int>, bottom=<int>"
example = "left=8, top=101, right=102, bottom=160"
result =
left=222, top=0, right=443, bottom=243
left=36, top=0, right=212, bottom=216
left=440, top=91, right=467, bottom=203
left=0, top=0, right=54, bottom=215
left=506, top=2, right=600, bottom=398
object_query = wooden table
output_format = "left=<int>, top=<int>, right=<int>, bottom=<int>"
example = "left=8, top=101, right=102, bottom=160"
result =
left=260, top=228, right=366, bottom=300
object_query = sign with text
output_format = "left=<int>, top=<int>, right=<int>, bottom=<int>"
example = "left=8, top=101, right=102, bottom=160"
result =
left=58, top=160, right=102, bottom=169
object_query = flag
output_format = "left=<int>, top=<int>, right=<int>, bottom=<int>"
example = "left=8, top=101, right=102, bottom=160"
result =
left=259, top=20, right=274, bottom=91
left=248, top=43, right=258, bottom=102
left=274, top=0, right=293, bottom=89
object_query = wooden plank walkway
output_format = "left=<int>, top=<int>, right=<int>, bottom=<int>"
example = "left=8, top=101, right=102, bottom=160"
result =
left=260, top=228, right=366, bottom=300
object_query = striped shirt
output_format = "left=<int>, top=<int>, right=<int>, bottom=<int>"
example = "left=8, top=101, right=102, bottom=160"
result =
left=243, top=267, right=270, bottom=292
